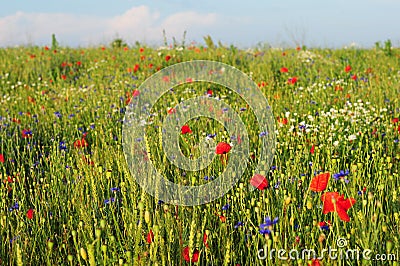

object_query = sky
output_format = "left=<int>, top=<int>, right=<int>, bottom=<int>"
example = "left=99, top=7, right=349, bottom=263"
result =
left=0, top=0, right=399, bottom=48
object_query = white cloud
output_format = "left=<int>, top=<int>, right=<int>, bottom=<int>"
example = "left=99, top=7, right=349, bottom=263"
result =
left=0, top=6, right=218, bottom=46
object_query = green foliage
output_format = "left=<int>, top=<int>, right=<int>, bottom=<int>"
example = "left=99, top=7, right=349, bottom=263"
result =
left=51, top=34, right=59, bottom=51
left=0, top=44, right=399, bottom=265
left=111, top=38, right=128, bottom=49
left=203, top=35, right=216, bottom=49
left=375, top=39, right=393, bottom=56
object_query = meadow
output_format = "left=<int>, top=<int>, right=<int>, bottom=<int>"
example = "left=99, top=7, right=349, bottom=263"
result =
left=0, top=40, right=399, bottom=265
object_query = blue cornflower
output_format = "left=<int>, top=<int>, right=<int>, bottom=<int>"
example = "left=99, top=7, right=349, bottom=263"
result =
left=54, top=111, right=62, bottom=118
left=333, top=170, right=350, bottom=183
left=59, top=141, right=67, bottom=151
left=206, top=133, right=216, bottom=139
left=319, top=221, right=330, bottom=231
left=259, top=217, right=278, bottom=234
left=9, top=202, right=19, bottom=211
left=204, top=176, right=214, bottom=181
left=104, top=197, right=115, bottom=204
left=234, top=221, right=243, bottom=229
left=111, top=187, right=120, bottom=192
left=259, top=131, right=268, bottom=137
left=222, top=204, right=230, bottom=210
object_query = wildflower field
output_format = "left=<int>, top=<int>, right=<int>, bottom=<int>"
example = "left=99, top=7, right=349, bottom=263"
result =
left=0, top=42, right=399, bottom=265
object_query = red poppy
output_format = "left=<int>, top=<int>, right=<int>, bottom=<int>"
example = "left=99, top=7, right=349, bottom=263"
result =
left=278, top=117, right=288, bottom=125
left=203, top=232, right=209, bottom=248
left=0, top=154, right=4, bottom=163
left=345, top=65, right=352, bottom=72
left=132, top=90, right=140, bottom=97
left=61, top=75, right=67, bottom=80
left=44, top=46, right=49, bottom=51
left=219, top=215, right=226, bottom=223
left=215, top=142, right=231, bottom=154
left=26, top=209, right=34, bottom=219
left=207, top=89, right=213, bottom=95
left=280, top=67, right=288, bottom=73
left=139, top=47, right=144, bottom=53
left=28, top=96, right=35, bottom=103
left=288, top=77, right=298, bottom=84
left=167, top=108, right=176, bottom=114
left=258, top=81, right=267, bottom=88
left=146, top=230, right=154, bottom=244
left=76, top=61, right=82, bottom=66
left=296, top=46, right=301, bottom=51
left=321, top=192, right=356, bottom=222
left=181, top=125, right=192, bottom=134
left=250, top=174, right=268, bottom=190
left=73, top=138, right=88, bottom=148
left=351, top=75, right=357, bottom=80
left=165, top=55, right=171, bottom=62
left=133, top=64, right=140, bottom=73
left=163, top=76, right=170, bottom=82
left=308, top=258, right=321, bottom=266
left=182, top=246, right=199, bottom=263
left=123, top=47, right=129, bottom=51
left=82, top=155, right=94, bottom=166
left=310, top=173, right=330, bottom=192
left=392, top=118, right=399, bottom=124
left=310, top=145, right=315, bottom=154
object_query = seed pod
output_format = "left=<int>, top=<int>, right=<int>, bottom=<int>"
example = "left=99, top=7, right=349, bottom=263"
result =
left=144, top=211, right=151, bottom=224
left=80, top=247, right=88, bottom=261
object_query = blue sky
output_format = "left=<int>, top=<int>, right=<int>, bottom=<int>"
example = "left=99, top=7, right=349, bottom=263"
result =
left=0, top=0, right=399, bottom=48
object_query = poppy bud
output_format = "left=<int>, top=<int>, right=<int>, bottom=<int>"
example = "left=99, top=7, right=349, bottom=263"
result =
left=144, top=210, right=151, bottom=224
left=80, top=247, right=88, bottom=261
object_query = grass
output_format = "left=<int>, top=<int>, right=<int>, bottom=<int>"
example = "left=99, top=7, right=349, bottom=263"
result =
left=0, top=43, right=399, bottom=265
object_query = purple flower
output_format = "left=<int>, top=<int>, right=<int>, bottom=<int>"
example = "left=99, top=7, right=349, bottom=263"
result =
left=104, top=197, right=115, bottom=204
left=333, top=170, right=350, bottom=183
left=222, top=204, right=230, bottom=210
left=234, top=221, right=243, bottom=229
left=9, top=202, right=19, bottom=211
left=207, top=133, right=216, bottom=139
left=59, top=141, right=67, bottom=151
left=259, top=217, right=278, bottom=234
